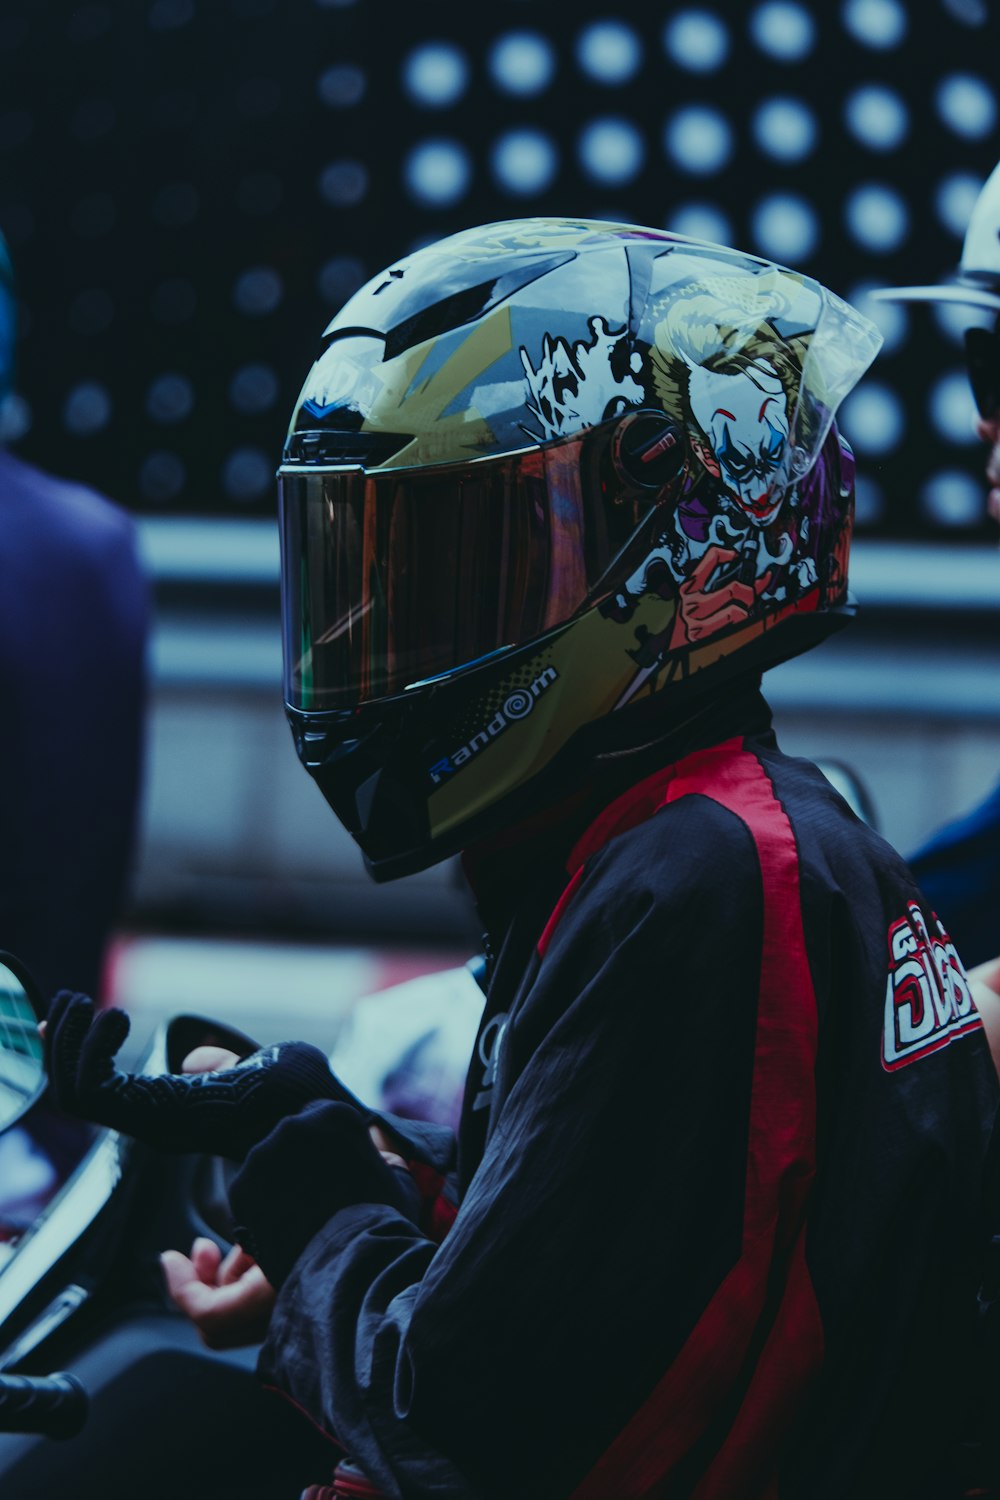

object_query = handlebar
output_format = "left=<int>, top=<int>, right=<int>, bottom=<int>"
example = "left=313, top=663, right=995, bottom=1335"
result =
left=0, top=1372, right=88, bottom=1438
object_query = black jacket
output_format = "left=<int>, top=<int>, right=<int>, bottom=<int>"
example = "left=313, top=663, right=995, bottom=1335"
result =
left=253, top=694, right=998, bottom=1499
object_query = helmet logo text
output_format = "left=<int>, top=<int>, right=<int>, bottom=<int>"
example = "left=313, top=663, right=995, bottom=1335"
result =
left=429, top=667, right=559, bottom=786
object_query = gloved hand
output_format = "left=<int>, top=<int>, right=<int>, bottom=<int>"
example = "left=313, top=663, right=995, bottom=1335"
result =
left=229, top=1099, right=422, bottom=1287
left=44, top=991, right=344, bottom=1159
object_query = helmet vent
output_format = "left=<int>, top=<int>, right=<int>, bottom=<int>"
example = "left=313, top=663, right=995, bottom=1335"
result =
left=382, top=252, right=576, bottom=361
left=283, top=428, right=410, bottom=467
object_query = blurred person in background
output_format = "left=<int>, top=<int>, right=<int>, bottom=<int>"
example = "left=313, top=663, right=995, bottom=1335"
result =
left=44, top=223, right=999, bottom=1500
left=876, top=162, right=1000, bottom=982
left=0, top=230, right=150, bottom=1238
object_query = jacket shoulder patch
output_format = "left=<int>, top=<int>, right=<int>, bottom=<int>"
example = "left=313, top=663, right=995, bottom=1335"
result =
left=882, top=902, right=981, bottom=1071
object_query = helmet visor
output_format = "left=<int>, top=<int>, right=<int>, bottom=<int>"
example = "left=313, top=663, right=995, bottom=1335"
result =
left=278, top=430, right=642, bottom=711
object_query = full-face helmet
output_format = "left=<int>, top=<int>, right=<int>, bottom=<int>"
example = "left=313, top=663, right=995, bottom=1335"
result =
left=278, top=220, right=881, bottom=879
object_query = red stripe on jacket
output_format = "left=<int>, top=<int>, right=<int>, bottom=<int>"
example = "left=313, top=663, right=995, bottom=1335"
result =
left=543, top=738, right=824, bottom=1500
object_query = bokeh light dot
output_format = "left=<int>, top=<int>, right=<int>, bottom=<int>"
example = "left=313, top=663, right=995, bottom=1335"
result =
left=64, top=381, right=112, bottom=436
left=576, top=21, right=642, bottom=85
left=752, top=98, right=817, bottom=161
left=579, top=118, right=646, bottom=185
left=933, top=299, right=989, bottom=346
left=224, top=447, right=273, bottom=502
left=839, top=381, right=905, bottom=455
left=750, top=193, right=819, bottom=261
left=844, top=183, right=909, bottom=253
left=663, top=10, right=730, bottom=71
left=844, top=84, right=909, bottom=150
left=488, top=32, right=556, bottom=95
left=920, top=470, right=983, bottom=526
left=140, top=451, right=186, bottom=504
left=841, top=0, right=907, bottom=48
left=403, top=42, right=469, bottom=107
left=748, top=3, right=816, bottom=60
left=853, top=475, right=886, bottom=527
left=148, top=0, right=194, bottom=28
left=929, top=370, right=979, bottom=444
left=663, top=105, right=732, bottom=174
left=317, top=64, right=366, bottom=108
left=233, top=267, right=284, bottom=316
left=229, top=363, right=279, bottom=415
left=318, top=256, right=367, bottom=306
left=936, top=172, right=985, bottom=237
left=146, top=373, right=195, bottom=425
left=491, top=129, right=559, bottom=196
left=0, top=393, right=30, bottom=443
left=936, top=74, right=997, bottom=140
left=666, top=202, right=734, bottom=244
left=404, top=140, right=472, bottom=206
left=945, top=0, right=988, bottom=22
left=318, top=160, right=369, bottom=208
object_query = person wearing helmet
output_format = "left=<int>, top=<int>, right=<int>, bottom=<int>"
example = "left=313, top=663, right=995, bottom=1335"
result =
left=44, top=222, right=998, bottom=1499
left=874, top=162, right=1000, bottom=982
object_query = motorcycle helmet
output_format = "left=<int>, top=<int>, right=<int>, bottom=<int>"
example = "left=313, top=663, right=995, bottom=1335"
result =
left=278, top=219, right=881, bottom=879
left=873, top=159, right=1000, bottom=417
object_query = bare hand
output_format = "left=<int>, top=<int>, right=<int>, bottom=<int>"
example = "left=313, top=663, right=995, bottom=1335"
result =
left=181, top=1046, right=241, bottom=1074
left=161, top=1237, right=277, bottom=1349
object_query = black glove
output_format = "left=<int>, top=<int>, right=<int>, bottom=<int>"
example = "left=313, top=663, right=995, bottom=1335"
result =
left=44, top=991, right=344, bottom=1159
left=229, top=1099, right=421, bottom=1287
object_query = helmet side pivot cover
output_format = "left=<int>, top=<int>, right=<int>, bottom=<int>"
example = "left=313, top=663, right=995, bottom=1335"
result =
left=278, top=218, right=882, bottom=880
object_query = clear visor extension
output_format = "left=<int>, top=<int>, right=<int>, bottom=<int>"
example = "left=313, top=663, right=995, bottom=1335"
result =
left=278, top=429, right=642, bottom=712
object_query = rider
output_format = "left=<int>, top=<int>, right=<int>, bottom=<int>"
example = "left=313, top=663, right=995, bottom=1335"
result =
left=44, top=221, right=999, bottom=1500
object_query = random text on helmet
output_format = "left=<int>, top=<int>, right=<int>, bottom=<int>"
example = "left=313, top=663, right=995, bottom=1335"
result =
left=429, top=668, right=559, bottom=787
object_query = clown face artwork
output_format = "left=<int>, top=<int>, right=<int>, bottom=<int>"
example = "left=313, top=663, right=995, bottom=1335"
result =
left=594, top=271, right=830, bottom=655
left=686, top=357, right=790, bottom=527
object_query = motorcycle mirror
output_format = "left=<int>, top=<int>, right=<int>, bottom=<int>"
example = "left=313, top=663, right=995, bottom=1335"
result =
left=0, top=952, right=46, bottom=1133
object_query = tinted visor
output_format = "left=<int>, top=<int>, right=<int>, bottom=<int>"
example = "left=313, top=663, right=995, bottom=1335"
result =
left=279, top=428, right=645, bottom=711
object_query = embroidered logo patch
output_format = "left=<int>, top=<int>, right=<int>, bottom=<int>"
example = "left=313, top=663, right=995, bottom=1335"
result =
left=882, top=902, right=980, bottom=1071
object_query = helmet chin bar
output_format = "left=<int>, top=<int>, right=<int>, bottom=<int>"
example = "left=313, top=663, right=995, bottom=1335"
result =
left=287, top=595, right=855, bottom=883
